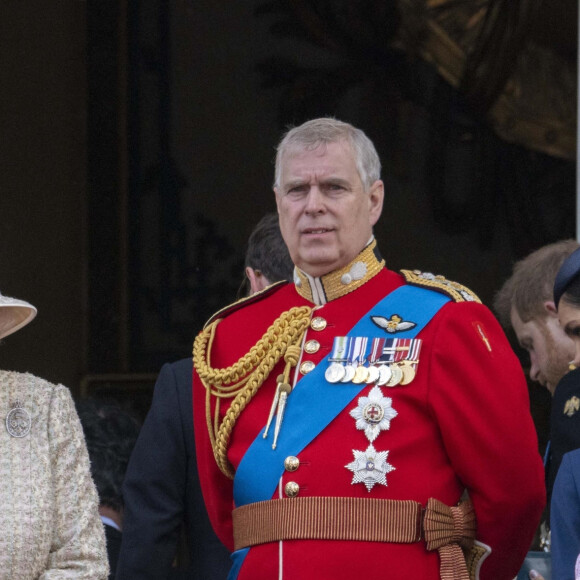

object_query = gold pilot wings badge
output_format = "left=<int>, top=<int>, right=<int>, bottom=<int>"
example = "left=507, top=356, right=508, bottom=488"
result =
left=371, top=314, right=416, bottom=334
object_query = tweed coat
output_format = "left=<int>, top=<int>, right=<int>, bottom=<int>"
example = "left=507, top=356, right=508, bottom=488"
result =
left=0, top=370, right=108, bottom=579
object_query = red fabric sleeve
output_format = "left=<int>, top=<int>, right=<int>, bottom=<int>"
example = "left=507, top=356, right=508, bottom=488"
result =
left=428, top=301, right=545, bottom=579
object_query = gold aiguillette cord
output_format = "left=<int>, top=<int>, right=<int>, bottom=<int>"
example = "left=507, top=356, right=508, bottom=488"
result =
left=263, top=345, right=300, bottom=449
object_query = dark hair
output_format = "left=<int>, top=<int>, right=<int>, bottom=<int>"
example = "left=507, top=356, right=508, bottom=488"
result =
left=555, top=246, right=580, bottom=308
left=244, top=212, right=294, bottom=285
left=76, top=399, right=141, bottom=512
left=561, top=276, right=580, bottom=309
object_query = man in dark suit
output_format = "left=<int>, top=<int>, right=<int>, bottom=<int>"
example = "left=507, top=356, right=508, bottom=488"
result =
left=116, top=358, right=231, bottom=579
left=116, top=213, right=294, bottom=579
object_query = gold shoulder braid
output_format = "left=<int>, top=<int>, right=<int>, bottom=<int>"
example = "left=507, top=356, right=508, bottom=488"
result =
left=401, top=269, right=481, bottom=304
left=193, top=306, right=312, bottom=479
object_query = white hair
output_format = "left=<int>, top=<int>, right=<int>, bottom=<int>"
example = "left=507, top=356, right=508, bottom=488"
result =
left=274, top=118, right=381, bottom=191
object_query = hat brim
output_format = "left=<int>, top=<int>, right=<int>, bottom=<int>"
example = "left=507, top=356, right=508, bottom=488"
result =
left=0, top=302, right=37, bottom=339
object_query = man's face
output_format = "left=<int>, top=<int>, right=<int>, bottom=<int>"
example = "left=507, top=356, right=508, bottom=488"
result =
left=274, top=140, right=383, bottom=278
left=510, top=306, right=574, bottom=395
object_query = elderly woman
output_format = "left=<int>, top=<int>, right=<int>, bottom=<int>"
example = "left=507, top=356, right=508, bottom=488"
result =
left=0, top=291, right=108, bottom=578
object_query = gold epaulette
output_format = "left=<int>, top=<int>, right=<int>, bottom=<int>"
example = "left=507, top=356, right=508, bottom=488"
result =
left=203, top=280, right=288, bottom=329
left=401, top=269, right=481, bottom=304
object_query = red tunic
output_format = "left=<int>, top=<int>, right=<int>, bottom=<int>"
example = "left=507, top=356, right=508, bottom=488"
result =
left=193, top=267, right=544, bottom=580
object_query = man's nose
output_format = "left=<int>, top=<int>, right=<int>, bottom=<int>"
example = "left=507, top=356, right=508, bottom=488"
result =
left=304, top=187, right=325, bottom=214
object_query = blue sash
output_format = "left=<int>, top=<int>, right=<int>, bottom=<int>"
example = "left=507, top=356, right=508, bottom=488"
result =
left=228, top=284, right=449, bottom=578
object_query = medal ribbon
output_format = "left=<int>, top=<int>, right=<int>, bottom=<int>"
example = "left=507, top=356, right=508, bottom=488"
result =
left=393, top=339, right=410, bottom=362
left=330, top=336, right=348, bottom=361
left=379, top=339, right=398, bottom=363
left=369, top=337, right=385, bottom=364
left=354, top=336, right=368, bottom=365
left=408, top=339, right=422, bottom=362
left=344, top=337, right=356, bottom=365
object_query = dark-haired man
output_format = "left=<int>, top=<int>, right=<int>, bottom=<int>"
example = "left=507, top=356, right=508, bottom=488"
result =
left=243, top=212, right=294, bottom=295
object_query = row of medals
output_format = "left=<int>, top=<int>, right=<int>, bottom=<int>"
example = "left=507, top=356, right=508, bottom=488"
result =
left=325, top=359, right=416, bottom=386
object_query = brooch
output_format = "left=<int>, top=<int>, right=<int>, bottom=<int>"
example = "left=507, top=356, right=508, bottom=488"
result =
left=6, top=400, right=31, bottom=438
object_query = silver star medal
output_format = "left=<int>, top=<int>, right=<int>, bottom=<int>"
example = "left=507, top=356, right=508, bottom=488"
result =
left=349, top=385, right=397, bottom=442
left=345, top=443, right=395, bottom=491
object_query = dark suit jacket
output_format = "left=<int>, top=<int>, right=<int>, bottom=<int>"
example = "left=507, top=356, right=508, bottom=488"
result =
left=104, top=524, right=122, bottom=580
left=551, top=448, right=580, bottom=580
left=116, top=358, right=231, bottom=579
left=548, top=368, right=580, bottom=501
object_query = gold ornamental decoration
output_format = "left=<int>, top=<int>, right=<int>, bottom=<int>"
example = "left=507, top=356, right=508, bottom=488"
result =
left=193, top=306, right=312, bottom=479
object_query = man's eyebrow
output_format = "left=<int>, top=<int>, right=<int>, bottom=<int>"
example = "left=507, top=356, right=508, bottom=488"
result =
left=319, top=177, right=350, bottom=186
left=281, top=176, right=351, bottom=191
left=282, top=180, right=308, bottom=190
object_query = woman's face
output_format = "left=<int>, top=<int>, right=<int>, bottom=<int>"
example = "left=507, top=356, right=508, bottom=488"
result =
left=558, top=298, right=580, bottom=368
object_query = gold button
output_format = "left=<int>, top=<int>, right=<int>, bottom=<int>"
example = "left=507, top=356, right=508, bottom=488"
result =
left=310, top=316, right=327, bottom=331
left=284, top=481, right=300, bottom=498
left=300, top=361, right=315, bottom=375
left=304, top=340, right=320, bottom=354
left=284, top=456, right=300, bottom=472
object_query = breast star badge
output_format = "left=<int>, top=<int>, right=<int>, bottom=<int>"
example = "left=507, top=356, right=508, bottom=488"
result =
left=349, top=385, right=397, bottom=442
left=345, top=443, right=395, bottom=492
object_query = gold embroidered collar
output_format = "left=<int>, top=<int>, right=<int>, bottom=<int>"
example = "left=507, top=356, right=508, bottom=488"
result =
left=294, top=239, right=385, bottom=305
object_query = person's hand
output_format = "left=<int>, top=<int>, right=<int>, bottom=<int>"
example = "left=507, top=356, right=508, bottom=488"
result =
left=529, top=569, right=545, bottom=580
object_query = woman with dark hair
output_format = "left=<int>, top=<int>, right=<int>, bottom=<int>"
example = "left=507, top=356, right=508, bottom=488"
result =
left=554, top=247, right=580, bottom=367
left=549, top=248, right=580, bottom=580
left=0, top=290, right=108, bottom=578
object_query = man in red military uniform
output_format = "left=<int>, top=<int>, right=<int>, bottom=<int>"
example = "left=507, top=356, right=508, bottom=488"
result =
left=193, top=118, right=545, bottom=579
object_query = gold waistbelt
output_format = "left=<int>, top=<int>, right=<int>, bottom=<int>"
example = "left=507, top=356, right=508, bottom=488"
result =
left=233, top=496, right=476, bottom=580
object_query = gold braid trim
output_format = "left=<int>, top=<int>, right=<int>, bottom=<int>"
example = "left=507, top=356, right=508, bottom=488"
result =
left=193, top=306, right=312, bottom=479
left=294, top=239, right=385, bottom=304
left=401, top=269, right=481, bottom=303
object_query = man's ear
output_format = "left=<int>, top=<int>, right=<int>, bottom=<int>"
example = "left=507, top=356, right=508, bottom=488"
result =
left=246, top=267, right=271, bottom=295
left=368, top=180, right=384, bottom=227
left=246, top=267, right=260, bottom=295
left=543, top=300, right=559, bottom=317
